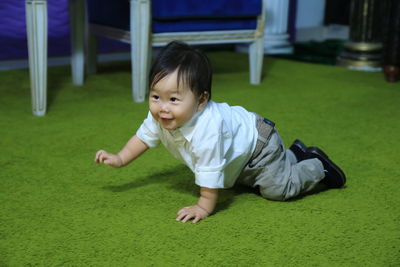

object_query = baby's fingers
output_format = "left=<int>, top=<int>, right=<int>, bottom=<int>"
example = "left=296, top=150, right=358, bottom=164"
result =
left=176, top=212, right=187, bottom=222
left=192, top=215, right=202, bottom=224
left=181, top=214, right=194, bottom=223
left=95, top=150, right=103, bottom=163
left=176, top=210, right=193, bottom=223
left=177, top=207, right=188, bottom=216
left=95, top=150, right=108, bottom=164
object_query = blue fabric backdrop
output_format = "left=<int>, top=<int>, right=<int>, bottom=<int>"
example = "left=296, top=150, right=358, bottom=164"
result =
left=0, top=0, right=129, bottom=61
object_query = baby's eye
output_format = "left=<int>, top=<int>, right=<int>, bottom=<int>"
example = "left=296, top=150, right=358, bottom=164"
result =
left=170, top=97, right=179, bottom=102
left=152, top=95, right=159, bottom=100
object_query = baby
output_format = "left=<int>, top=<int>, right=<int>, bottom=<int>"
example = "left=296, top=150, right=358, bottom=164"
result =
left=95, top=41, right=346, bottom=223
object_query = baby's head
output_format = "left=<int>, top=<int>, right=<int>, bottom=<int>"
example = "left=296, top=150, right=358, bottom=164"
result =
left=148, top=41, right=212, bottom=130
left=150, top=41, right=212, bottom=100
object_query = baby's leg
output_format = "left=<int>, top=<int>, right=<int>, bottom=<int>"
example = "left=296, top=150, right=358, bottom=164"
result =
left=254, top=132, right=325, bottom=201
left=286, top=148, right=297, bottom=165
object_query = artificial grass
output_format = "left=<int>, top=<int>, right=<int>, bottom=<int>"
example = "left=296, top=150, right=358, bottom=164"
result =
left=1, top=51, right=399, bottom=266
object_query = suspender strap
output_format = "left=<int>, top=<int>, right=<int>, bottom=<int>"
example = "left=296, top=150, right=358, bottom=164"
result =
left=251, top=113, right=275, bottom=161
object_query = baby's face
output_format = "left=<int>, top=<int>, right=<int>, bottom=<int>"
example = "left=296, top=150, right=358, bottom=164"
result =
left=149, top=69, right=206, bottom=130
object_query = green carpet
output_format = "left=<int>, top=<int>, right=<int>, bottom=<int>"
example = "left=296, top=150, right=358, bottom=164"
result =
left=1, top=52, right=399, bottom=266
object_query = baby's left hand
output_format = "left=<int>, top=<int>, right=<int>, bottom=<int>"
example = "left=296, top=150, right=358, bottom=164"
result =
left=176, top=205, right=209, bottom=223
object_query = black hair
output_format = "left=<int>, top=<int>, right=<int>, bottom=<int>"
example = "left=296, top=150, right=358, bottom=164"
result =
left=149, top=41, right=212, bottom=100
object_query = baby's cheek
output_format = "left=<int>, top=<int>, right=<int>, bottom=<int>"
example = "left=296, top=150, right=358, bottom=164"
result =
left=176, top=112, right=191, bottom=125
left=149, top=109, right=159, bottom=120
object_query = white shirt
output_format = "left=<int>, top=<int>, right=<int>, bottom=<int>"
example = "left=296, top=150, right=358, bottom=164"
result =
left=136, top=101, right=258, bottom=189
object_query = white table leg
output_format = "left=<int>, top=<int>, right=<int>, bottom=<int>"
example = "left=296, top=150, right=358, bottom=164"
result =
left=130, top=0, right=151, bottom=102
left=26, top=0, right=47, bottom=116
left=264, top=0, right=293, bottom=54
left=249, top=37, right=264, bottom=84
left=69, top=0, right=86, bottom=85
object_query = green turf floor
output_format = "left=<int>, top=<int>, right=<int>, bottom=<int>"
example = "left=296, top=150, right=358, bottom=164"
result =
left=1, top=52, right=399, bottom=266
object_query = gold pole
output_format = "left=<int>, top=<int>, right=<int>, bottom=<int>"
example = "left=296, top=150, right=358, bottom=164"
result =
left=337, top=0, right=386, bottom=70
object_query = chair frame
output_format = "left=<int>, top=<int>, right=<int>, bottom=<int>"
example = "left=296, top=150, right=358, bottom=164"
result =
left=87, top=0, right=266, bottom=102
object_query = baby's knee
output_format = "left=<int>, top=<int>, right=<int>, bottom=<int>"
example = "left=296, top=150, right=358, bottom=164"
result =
left=259, top=185, right=287, bottom=201
left=259, top=182, right=301, bottom=201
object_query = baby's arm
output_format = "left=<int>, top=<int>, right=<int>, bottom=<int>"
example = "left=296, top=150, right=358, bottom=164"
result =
left=176, top=187, right=218, bottom=223
left=95, top=135, right=149, bottom=168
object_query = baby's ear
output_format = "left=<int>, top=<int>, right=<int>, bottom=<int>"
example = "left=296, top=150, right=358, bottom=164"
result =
left=197, top=92, right=209, bottom=111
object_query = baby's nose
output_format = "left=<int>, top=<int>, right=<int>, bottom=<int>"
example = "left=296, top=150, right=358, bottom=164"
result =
left=160, top=102, right=170, bottom=112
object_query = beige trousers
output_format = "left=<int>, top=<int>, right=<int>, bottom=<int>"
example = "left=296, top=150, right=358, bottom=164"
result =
left=238, top=116, right=325, bottom=201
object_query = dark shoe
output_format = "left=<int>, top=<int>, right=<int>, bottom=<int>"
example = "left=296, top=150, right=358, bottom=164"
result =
left=306, top=147, right=346, bottom=188
left=289, top=139, right=308, bottom=162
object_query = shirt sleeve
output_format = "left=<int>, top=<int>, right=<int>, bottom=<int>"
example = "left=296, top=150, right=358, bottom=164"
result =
left=136, top=112, right=161, bottom=148
left=192, top=121, right=231, bottom=189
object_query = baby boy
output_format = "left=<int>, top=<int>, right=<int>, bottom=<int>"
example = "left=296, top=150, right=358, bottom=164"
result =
left=95, top=41, right=346, bottom=223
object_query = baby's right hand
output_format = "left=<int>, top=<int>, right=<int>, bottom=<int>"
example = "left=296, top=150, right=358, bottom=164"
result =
left=95, top=150, right=123, bottom=168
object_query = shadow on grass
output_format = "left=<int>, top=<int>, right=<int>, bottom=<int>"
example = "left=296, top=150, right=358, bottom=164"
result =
left=285, top=183, right=330, bottom=202
left=96, top=61, right=131, bottom=75
left=102, top=165, right=191, bottom=192
left=102, top=164, right=335, bottom=213
left=46, top=67, right=70, bottom=112
left=102, top=165, right=263, bottom=213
